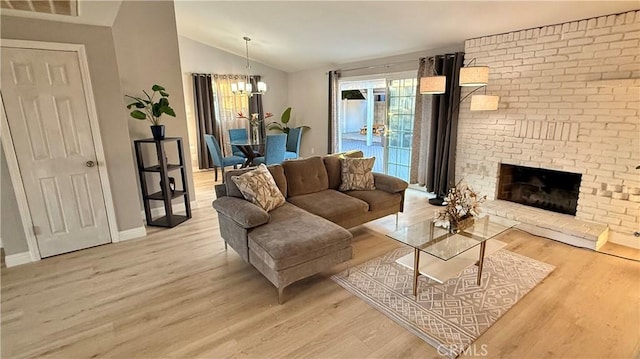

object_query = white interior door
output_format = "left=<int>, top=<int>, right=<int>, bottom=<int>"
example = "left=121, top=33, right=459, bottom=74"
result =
left=1, top=46, right=111, bottom=257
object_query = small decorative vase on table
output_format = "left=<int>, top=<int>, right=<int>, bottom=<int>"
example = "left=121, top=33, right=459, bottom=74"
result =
left=449, top=215, right=475, bottom=234
left=250, top=124, right=260, bottom=144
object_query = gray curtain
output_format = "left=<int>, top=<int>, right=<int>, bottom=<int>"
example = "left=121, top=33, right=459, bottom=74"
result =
left=328, top=70, right=340, bottom=153
left=192, top=73, right=217, bottom=169
left=410, top=58, right=433, bottom=186
left=249, top=75, right=265, bottom=142
left=426, top=52, right=465, bottom=197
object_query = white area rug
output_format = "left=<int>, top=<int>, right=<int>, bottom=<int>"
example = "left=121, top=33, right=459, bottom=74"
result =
left=331, top=247, right=555, bottom=358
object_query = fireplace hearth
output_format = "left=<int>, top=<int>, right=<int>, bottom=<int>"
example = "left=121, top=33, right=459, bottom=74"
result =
left=497, top=164, right=582, bottom=215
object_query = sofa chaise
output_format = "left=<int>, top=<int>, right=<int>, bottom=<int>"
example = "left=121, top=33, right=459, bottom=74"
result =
left=212, top=153, right=408, bottom=303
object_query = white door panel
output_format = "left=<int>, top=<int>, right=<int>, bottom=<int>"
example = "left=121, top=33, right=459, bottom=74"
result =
left=1, top=47, right=111, bottom=257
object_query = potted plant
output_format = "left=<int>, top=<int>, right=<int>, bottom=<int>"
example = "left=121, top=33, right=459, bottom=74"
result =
left=266, top=107, right=310, bottom=134
left=126, top=84, right=176, bottom=140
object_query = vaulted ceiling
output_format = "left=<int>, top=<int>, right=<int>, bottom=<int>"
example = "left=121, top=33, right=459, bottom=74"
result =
left=1, top=1, right=637, bottom=73
left=174, top=1, right=639, bottom=72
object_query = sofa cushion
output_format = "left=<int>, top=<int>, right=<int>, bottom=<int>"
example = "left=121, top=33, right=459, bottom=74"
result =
left=225, top=164, right=287, bottom=198
left=324, top=151, right=364, bottom=190
left=231, top=164, right=286, bottom=212
left=339, top=157, right=376, bottom=191
left=282, top=156, right=329, bottom=197
left=345, top=189, right=403, bottom=212
left=213, top=196, right=270, bottom=228
left=288, top=189, right=369, bottom=224
left=248, top=203, right=352, bottom=270
left=327, top=150, right=364, bottom=158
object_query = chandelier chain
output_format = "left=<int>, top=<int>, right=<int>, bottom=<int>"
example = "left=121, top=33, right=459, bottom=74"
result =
left=244, top=36, right=251, bottom=80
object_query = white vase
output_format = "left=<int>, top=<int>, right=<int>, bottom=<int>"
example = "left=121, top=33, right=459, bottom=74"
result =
left=250, top=125, right=260, bottom=144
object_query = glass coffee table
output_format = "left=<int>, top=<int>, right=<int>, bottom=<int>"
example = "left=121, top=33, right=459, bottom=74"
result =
left=387, top=215, right=518, bottom=297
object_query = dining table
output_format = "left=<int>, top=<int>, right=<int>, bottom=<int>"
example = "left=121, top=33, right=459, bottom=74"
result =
left=231, top=139, right=265, bottom=168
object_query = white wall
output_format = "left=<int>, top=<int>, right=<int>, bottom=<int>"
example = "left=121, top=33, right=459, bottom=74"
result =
left=288, top=46, right=463, bottom=157
left=456, top=10, right=640, bottom=242
left=178, top=36, right=289, bottom=170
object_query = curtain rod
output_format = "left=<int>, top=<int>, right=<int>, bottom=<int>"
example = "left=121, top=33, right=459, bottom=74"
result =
left=335, top=52, right=463, bottom=73
left=336, top=59, right=417, bottom=73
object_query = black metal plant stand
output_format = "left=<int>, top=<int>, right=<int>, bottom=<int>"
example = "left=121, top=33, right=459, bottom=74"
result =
left=134, top=137, right=191, bottom=227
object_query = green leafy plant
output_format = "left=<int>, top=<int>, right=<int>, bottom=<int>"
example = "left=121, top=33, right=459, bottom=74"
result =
left=266, top=107, right=309, bottom=134
left=126, top=84, right=176, bottom=126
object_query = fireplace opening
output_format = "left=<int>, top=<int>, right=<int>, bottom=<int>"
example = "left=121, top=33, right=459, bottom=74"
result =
left=498, top=164, right=581, bottom=215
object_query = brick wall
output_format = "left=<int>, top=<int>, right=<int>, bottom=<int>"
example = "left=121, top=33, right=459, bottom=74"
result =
left=457, top=10, right=640, bottom=239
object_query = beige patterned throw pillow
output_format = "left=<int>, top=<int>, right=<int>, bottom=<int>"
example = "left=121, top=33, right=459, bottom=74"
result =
left=339, top=157, right=376, bottom=191
left=231, top=164, right=285, bottom=212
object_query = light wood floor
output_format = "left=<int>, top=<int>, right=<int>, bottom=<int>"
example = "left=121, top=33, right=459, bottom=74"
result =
left=2, top=171, right=639, bottom=358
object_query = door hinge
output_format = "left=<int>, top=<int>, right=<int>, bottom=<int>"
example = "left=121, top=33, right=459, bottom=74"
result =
left=32, top=225, right=40, bottom=236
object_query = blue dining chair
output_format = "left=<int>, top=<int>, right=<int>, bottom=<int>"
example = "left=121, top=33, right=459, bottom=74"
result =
left=204, top=134, right=244, bottom=182
left=228, top=128, right=248, bottom=157
left=285, top=127, right=303, bottom=160
left=253, top=134, right=287, bottom=166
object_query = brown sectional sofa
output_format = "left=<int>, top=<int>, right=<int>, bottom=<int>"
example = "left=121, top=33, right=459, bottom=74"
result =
left=212, top=153, right=408, bottom=303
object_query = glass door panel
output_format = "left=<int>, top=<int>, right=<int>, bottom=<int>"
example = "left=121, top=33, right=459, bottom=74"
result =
left=386, top=78, right=416, bottom=182
left=337, top=75, right=416, bottom=181
left=338, top=79, right=386, bottom=173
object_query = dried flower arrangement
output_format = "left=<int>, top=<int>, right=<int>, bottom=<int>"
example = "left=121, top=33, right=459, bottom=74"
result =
left=236, top=111, right=274, bottom=142
left=434, top=180, right=487, bottom=231
left=236, top=111, right=273, bottom=128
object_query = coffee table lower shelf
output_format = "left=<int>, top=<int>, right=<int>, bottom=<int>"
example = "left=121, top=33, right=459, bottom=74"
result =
left=395, top=239, right=507, bottom=285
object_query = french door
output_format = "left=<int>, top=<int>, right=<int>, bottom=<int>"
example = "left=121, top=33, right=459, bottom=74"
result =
left=337, top=73, right=417, bottom=181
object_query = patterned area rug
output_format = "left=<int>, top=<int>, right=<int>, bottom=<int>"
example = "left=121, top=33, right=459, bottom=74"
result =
left=331, top=247, right=555, bottom=358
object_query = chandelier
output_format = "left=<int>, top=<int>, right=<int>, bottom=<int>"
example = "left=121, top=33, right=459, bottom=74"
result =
left=231, top=36, right=267, bottom=97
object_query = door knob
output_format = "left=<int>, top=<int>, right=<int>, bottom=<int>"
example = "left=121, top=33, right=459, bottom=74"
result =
left=86, top=160, right=96, bottom=167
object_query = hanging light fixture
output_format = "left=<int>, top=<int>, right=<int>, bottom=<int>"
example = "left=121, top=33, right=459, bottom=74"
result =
left=231, top=36, right=267, bottom=97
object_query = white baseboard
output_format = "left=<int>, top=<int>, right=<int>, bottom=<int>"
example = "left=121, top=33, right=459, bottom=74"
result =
left=608, top=231, right=640, bottom=250
left=141, top=200, right=198, bottom=223
left=118, top=226, right=147, bottom=242
left=5, top=251, right=32, bottom=267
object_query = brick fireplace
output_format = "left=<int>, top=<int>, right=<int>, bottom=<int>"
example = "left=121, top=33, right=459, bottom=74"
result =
left=456, top=10, right=640, bottom=247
